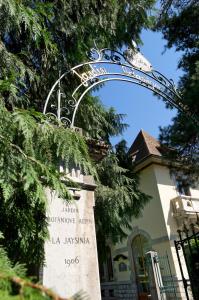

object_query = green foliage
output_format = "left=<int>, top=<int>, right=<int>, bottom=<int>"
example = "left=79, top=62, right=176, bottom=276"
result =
left=76, top=95, right=128, bottom=142
left=0, top=100, right=93, bottom=272
left=0, top=0, right=155, bottom=276
left=0, top=242, right=86, bottom=299
left=156, top=1, right=199, bottom=182
left=0, top=0, right=156, bottom=110
left=95, top=140, right=150, bottom=260
left=0, top=246, right=27, bottom=300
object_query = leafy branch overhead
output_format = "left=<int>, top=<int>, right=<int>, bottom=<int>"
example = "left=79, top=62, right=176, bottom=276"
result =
left=0, top=0, right=155, bottom=110
left=0, top=0, right=155, bottom=282
left=156, top=0, right=199, bottom=182
left=0, top=100, right=94, bottom=270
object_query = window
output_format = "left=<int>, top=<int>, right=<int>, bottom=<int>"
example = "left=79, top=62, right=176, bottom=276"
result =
left=176, top=178, right=191, bottom=196
left=119, top=262, right=127, bottom=272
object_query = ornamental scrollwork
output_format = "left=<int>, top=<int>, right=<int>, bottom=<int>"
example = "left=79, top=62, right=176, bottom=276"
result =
left=87, top=48, right=126, bottom=64
left=43, top=44, right=199, bottom=129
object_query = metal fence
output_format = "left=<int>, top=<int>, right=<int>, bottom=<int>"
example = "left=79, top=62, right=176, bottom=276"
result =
left=174, top=223, right=199, bottom=300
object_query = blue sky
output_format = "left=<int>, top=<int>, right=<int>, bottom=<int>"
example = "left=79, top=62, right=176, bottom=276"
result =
left=93, top=29, right=183, bottom=148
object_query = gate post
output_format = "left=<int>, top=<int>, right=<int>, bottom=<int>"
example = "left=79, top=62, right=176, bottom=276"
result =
left=42, top=170, right=101, bottom=299
left=174, top=240, right=190, bottom=300
left=146, top=251, right=166, bottom=300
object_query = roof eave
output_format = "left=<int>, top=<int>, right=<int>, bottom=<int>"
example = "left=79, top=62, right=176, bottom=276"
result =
left=133, top=154, right=180, bottom=173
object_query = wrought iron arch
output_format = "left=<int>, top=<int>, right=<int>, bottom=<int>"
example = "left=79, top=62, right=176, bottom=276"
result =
left=44, top=46, right=199, bottom=128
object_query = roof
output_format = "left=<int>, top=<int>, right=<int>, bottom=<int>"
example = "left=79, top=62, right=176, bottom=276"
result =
left=128, top=130, right=162, bottom=164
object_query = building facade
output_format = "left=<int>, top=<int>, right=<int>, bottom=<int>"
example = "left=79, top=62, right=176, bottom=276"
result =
left=100, top=130, right=199, bottom=300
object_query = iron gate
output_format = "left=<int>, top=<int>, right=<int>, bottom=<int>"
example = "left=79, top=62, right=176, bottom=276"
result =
left=146, top=251, right=178, bottom=300
left=174, top=223, right=199, bottom=300
left=158, top=254, right=179, bottom=299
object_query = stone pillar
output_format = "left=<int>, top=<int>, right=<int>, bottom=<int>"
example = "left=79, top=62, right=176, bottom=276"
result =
left=42, top=170, right=101, bottom=300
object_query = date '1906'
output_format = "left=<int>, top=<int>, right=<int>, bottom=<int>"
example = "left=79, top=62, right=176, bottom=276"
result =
left=64, top=257, right=79, bottom=267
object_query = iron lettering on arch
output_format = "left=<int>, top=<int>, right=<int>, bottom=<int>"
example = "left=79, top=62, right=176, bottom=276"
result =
left=43, top=46, right=199, bottom=128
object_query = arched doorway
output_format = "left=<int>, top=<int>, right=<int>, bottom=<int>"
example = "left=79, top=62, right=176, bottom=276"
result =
left=131, top=234, right=151, bottom=300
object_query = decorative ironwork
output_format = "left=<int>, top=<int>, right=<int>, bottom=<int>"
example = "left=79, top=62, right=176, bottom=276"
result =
left=174, top=224, right=199, bottom=300
left=43, top=45, right=199, bottom=128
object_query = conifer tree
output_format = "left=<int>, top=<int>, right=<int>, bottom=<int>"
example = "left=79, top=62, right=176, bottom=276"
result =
left=156, top=0, right=199, bottom=183
left=95, top=140, right=150, bottom=260
left=0, top=0, right=156, bottom=282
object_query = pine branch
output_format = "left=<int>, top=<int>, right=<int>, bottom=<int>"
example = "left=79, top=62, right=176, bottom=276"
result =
left=0, top=273, right=88, bottom=300
left=0, top=131, right=43, bottom=167
left=0, top=273, right=65, bottom=300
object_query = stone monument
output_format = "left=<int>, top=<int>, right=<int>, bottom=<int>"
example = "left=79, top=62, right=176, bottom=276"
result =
left=42, top=168, right=101, bottom=299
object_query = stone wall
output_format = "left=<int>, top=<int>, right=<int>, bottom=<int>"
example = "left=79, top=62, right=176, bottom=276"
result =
left=101, top=281, right=137, bottom=300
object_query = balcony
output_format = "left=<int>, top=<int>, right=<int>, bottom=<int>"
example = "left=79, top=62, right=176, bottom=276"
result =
left=172, top=195, right=199, bottom=222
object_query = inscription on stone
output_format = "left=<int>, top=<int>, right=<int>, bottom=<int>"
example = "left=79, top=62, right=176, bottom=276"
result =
left=48, top=236, right=90, bottom=244
left=42, top=188, right=101, bottom=300
left=64, top=256, right=79, bottom=267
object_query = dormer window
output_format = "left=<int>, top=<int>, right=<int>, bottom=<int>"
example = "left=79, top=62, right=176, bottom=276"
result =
left=131, top=150, right=139, bottom=163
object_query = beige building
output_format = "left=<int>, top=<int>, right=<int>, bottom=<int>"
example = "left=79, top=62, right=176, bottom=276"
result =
left=100, top=130, right=199, bottom=300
